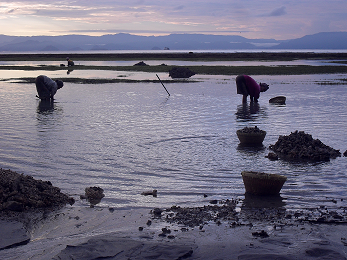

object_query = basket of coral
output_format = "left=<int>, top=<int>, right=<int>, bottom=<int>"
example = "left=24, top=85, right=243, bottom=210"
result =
left=236, top=126, right=266, bottom=146
left=241, top=171, right=287, bottom=195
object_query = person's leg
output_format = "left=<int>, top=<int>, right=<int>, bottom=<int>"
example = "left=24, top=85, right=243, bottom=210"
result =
left=243, top=95, right=248, bottom=103
left=35, top=76, right=50, bottom=99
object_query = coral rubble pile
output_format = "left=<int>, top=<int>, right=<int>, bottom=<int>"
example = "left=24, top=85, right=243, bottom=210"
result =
left=269, top=131, right=341, bottom=161
left=0, top=168, right=74, bottom=212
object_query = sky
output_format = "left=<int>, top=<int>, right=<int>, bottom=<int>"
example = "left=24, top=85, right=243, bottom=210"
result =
left=0, top=0, right=346, bottom=40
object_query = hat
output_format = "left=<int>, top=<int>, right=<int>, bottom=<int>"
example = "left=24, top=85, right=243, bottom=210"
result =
left=56, top=80, right=64, bottom=89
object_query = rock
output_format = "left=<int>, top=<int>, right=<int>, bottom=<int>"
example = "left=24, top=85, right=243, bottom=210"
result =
left=169, top=67, right=195, bottom=78
left=141, top=190, right=157, bottom=197
left=84, top=186, right=105, bottom=205
left=266, top=152, right=279, bottom=160
left=343, top=150, right=347, bottom=157
left=133, top=61, right=149, bottom=66
left=152, top=208, right=163, bottom=217
left=252, top=230, right=269, bottom=238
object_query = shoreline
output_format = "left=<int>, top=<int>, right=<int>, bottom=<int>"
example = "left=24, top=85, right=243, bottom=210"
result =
left=1, top=169, right=347, bottom=259
left=1, top=52, right=347, bottom=61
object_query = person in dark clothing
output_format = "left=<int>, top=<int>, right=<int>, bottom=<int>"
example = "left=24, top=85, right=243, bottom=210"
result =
left=35, top=75, right=63, bottom=100
left=236, top=75, right=269, bottom=103
left=66, top=57, right=74, bottom=66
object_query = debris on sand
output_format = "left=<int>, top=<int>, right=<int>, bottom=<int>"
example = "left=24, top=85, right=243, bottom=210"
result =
left=154, top=199, right=239, bottom=227
left=269, top=131, right=341, bottom=162
left=141, top=189, right=157, bottom=197
left=0, top=168, right=74, bottom=212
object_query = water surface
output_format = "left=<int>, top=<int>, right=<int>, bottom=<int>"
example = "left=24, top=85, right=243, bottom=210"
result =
left=0, top=71, right=346, bottom=212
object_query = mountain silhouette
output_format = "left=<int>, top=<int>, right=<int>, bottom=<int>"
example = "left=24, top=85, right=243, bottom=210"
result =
left=0, top=32, right=345, bottom=51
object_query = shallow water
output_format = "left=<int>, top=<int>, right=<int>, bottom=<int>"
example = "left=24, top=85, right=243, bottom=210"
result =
left=0, top=71, right=347, bottom=212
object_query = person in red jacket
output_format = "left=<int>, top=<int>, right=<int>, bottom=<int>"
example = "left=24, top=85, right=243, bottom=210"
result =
left=236, top=75, right=269, bottom=103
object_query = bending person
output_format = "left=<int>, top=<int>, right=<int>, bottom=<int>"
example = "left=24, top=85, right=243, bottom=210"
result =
left=66, top=57, right=74, bottom=66
left=35, top=75, right=63, bottom=100
left=236, top=75, right=269, bottom=103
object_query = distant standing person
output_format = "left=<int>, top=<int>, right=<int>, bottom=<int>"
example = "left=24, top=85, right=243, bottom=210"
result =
left=236, top=75, right=269, bottom=103
left=66, top=57, right=74, bottom=66
left=35, top=75, right=63, bottom=100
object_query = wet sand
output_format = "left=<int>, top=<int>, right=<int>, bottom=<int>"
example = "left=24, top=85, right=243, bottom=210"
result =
left=1, top=194, right=347, bottom=259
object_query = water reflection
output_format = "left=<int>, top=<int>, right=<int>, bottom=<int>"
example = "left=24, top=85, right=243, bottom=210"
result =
left=242, top=193, right=286, bottom=208
left=237, top=144, right=266, bottom=153
left=37, top=99, right=54, bottom=114
left=67, top=69, right=74, bottom=75
left=235, top=102, right=267, bottom=121
left=240, top=193, right=286, bottom=220
left=36, top=99, right=64, bottom=129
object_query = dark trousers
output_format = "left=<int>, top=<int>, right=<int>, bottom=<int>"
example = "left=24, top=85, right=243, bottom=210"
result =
left=35, top=76, right=50, bottom=99
left=236, top=75, right=249, bottom=96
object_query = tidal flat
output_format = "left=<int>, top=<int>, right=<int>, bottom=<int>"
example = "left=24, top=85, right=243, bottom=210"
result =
left=1, top=52, right=347, bottom=259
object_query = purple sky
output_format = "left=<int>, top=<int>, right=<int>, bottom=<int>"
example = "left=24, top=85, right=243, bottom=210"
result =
left=1, top=0, right=346, bottom=39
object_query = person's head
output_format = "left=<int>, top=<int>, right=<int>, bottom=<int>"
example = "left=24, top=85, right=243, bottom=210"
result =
left=56, top=80, right=64, bottom=89
left=260, top=82, right=269, bottom=92
left=66, top=57, right=69, bottom=61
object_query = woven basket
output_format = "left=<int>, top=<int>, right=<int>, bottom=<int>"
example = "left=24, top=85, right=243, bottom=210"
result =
left=237, top=130, right=266, bottom=146
left=269, top=96, right=286, bottom=104
left=241, top=171, right=287, bottom=195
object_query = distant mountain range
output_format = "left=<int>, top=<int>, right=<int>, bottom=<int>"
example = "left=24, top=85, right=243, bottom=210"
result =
left=0, top=32, right=346, bottom=52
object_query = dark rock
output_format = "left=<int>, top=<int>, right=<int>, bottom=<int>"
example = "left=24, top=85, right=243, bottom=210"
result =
left=169, top=66, right=195, bottom=78
left=153, top=208, right=163, bottom=217
left=141, top=189, right=157, bottom=197
left=252, top=230, right=269, bottom=238
left=266, top=152, right=279, bottom=160
left=84, top=186, right=104, bottom=205
left=133, top=61, right=149, bottom=66
left=343, top=150, right=347, bottom=157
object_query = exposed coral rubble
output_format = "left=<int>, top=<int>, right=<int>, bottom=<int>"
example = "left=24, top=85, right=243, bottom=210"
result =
left=269, top=131, right=341, bottom=161
left=0, top=168, right=74, bottom=212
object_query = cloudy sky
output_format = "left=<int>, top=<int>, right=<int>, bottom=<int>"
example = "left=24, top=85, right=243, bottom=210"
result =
left=0, top=0, right=346, bottom=40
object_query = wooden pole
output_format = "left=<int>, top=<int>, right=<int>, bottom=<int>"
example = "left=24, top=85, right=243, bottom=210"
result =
left=156, top=74, right=170, bottom=96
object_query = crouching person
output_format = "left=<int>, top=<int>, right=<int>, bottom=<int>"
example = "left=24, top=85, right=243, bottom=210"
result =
left=236, top=75, right=269, bottom=103
left=35, top=75, right=63, bottom=100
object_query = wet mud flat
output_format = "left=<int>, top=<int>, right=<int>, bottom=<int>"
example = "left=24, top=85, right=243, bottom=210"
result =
left=1, top=169, right=347, bottom=259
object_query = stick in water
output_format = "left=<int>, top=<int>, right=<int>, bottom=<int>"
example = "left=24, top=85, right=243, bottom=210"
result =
left=156, top=74, right=170, bottom=96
